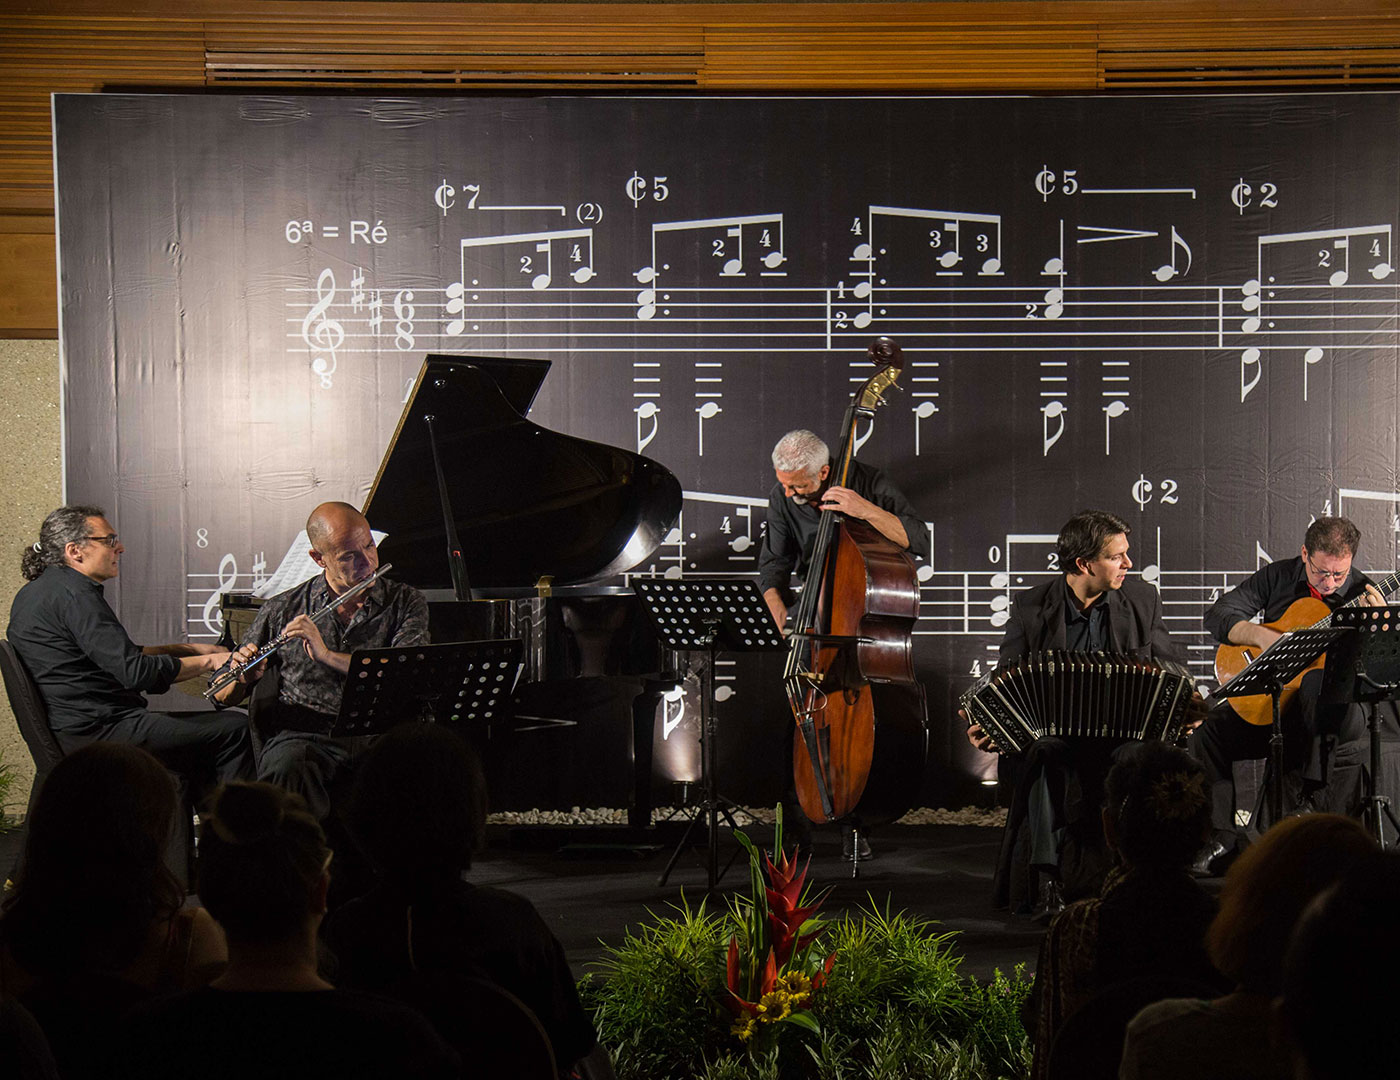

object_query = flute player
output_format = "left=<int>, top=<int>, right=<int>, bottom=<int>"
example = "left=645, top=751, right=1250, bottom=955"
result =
left=212, top=502, right=429, bottom=820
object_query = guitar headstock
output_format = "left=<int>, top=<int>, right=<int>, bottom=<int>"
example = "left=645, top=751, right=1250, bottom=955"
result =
left=856, top=337, right=904, bottom=410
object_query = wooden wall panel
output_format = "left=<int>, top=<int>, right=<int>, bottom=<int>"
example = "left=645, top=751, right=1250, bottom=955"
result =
left=4, top=0, right=1400, bottom=335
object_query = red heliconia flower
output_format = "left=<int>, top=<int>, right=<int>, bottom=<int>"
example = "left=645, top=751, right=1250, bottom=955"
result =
left=726, top=939, right=782, bottom=1015
left=810, top=951, right=836, bottom=992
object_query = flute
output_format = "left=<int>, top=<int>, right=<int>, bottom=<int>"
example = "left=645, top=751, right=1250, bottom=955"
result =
left=203, top=563, right=393, bottom=701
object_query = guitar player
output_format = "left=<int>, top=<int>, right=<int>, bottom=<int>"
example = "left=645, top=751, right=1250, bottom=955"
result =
left=1191, top=517, right=1389, bottom=874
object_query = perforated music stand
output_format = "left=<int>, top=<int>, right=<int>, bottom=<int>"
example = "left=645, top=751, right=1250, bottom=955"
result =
left=632, top=579, right=785, bottom=893
left=331, top=639, right=524, bottom=737
left=1321, top=607, right=1400, bottom=845
left=1215, top=624, right=1348, bottom=823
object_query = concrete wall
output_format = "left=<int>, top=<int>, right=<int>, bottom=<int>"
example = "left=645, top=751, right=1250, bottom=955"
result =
left=0, top=339, right=61, bottom=819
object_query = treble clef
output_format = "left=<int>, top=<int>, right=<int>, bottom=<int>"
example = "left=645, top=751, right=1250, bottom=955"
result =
left=301, top=268, right=344, bottom=389
left=202, top=553, right=238, bottom=637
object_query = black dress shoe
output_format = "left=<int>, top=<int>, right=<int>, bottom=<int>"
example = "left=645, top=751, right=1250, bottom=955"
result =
left=1190, top=840, right=1230, bottom=878
left=1033, top=877, right=1065, bottom=924
left=841, top=829, right=873, bottom=860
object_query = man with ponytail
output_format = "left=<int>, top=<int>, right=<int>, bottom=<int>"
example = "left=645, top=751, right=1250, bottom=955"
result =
left=7, top=505, right=253, bottom=788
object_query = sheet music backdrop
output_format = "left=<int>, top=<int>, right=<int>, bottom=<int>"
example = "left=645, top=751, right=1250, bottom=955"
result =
left=53, top=93, right=1400, bottom=807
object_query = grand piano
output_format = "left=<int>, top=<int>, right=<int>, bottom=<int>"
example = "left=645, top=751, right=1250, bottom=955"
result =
left=363, top=354, right=687, bottom=814
left=363, top=354, right=682, bottom=678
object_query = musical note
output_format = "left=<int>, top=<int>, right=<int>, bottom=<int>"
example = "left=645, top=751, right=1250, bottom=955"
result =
left=444, top=281, right=466, bottom=336
left=251, top=551, right=268, bottom=591
left=201, top=553, right=238, bottom=637
left=696, top=401, right=721, bottom=455
left=1042, top=400, right=1066, bottom=455
left=367, top=290, right=383, bottom=335
left=643, top=213, right=786, bottom=299
left=1103, top=399, right=1129, bottom=455
left=532, top=240, right=552, bottom=290
left=1255, top=541, right=1273, bottom=569
left=1258, top=224, right=1393, bottom=287
left=1239, top=278, right=1261, bottom=335
left=300, top=269, right=343, bottom=389
left=1303, top=346, right=1325, bottom=401
left=457, top=228, right=596, bottom=294
left=661, top=685, right=686, bottom=739
left=635, top=401, right=659, bottom=452
left=349, top=267, right=365, bottom=312
left=1153, top=226, right=1192, bottom=282
left=727, top=505, right=754, bottom=556
left=913, top=400, right=938, bottom=456
left=1241, top=347, right=1263, bottom=401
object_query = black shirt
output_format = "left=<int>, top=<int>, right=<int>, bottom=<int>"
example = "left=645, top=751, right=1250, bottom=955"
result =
left=1062, top=579, right=1110, bottom=652
left=6, top=565, right=180, bottom=736
left=757, top=458, right=929, bottom=597
left=233, top=573, right=429, bottom=729
left=1203, top=555, right=1375, bottom=645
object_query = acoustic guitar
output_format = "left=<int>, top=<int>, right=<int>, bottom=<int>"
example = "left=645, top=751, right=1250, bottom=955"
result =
left=1214, top=571, right=1400, bottom=726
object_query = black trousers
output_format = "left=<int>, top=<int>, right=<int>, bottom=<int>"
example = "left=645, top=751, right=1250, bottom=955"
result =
left=1189, top=670, right=1368, bottom=847
left=57, top=707, right=255, bottom=798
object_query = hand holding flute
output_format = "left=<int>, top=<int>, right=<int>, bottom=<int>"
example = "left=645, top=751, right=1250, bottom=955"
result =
left=206, top=562, right=391, bottom=703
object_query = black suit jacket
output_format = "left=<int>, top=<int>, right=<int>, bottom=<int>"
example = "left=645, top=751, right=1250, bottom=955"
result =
left=997, top=576, right=1187, bottom=669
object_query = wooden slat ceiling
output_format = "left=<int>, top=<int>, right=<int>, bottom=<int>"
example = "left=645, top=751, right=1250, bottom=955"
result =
left=2, top=2, right=1399, bottom=292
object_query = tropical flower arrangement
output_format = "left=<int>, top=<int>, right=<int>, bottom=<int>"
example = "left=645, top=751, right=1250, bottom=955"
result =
left=723, top=814, right=835, bottom=1053
left=578, top=808, right=1034, bottom=1079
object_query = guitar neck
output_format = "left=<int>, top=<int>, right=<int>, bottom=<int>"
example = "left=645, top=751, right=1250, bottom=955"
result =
left=1314, top=570, right=1400, bottom=628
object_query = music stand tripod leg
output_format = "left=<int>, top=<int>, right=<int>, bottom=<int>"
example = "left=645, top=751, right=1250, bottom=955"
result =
left=1268, top=680, right=1285, bottom=825
left=1365, top=704, right=1400, bottom=847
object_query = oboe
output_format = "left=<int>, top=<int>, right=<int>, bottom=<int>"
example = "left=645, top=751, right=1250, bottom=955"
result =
left=203, top=563, right=393, bottom=701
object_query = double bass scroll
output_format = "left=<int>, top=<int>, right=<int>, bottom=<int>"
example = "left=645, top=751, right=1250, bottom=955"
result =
left=786, top=337, right=927, bottom=828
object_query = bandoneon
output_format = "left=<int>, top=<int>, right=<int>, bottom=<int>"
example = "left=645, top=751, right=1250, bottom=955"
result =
left=960, top=651, right=1194, bottom=755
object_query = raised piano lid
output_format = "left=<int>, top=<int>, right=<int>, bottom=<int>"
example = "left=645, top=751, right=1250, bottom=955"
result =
left=364, top=355, right=682, bottom=590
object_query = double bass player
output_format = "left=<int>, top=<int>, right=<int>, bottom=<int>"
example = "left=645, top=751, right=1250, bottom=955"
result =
left=758, top=427, right=930, bottom=858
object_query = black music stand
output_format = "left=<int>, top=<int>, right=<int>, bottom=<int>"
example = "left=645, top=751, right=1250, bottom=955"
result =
left=1321, top=607, right=1400, bottom=846
left=331, top=639, right=524, bottom=736
left=633, top=579, right=785, bottom=893
left=1214, top=624, right=1348, bottom=824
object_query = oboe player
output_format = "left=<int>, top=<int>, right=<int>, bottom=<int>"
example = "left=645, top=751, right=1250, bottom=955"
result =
left=212, top=502, right=429, bottom=819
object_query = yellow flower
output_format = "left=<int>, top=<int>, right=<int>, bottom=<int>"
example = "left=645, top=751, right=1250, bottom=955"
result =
left=756, top=990, right=793, bottom=1023
left=775, top=970, right=813, bottom=1006
left=730, top=1012, right=757, bottom=1042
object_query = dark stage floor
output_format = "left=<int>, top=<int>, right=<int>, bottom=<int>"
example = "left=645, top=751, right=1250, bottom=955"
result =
left=471, top=822, right=1046, bottom=983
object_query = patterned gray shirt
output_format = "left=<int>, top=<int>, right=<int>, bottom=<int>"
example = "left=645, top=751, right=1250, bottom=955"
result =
left=237, top=573, right=430, bottom=726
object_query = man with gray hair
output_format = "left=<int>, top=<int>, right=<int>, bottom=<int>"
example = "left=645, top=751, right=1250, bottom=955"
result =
left=8, top=504, right=253, bottom=789
left=758, top=429, right=929, bottom=630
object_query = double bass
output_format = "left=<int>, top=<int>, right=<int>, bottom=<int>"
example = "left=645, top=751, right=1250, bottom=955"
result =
left=786, top=338, right=928, bottom=833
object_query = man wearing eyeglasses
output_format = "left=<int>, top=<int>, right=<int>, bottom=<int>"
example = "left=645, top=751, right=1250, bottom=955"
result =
left=7, top=504, right=254, bottom=789
left=1192, top=516, right=1387, bottom=873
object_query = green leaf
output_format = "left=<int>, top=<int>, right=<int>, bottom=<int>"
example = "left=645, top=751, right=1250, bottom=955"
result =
left=781, top=1009, right=821, bottom=1035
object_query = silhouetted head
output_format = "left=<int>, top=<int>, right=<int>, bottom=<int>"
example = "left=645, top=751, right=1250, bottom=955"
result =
left=198, top=782, right=329, bottom=946
left=346, top=722, right=487, bottom=891
left=1, top=742, right=181, bottom=976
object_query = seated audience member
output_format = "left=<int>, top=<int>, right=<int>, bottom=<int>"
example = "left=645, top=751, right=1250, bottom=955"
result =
left=1279, top=849, right=1400, bottom=1080
left=1031, top=741, right=1224, bottom=1080
left=324, top=722, right=610, bottom=1079
left=1120, top=814, right=1375, bottom=1080
left=0, top=998, right=60, bottom=1080
left=118, top=782, right=459, bottom=1080
left=0, top=744, right=226, bottom=1078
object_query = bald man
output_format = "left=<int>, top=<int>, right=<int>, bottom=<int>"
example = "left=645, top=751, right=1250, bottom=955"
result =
left=213, top=502, right=429, bottom=818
